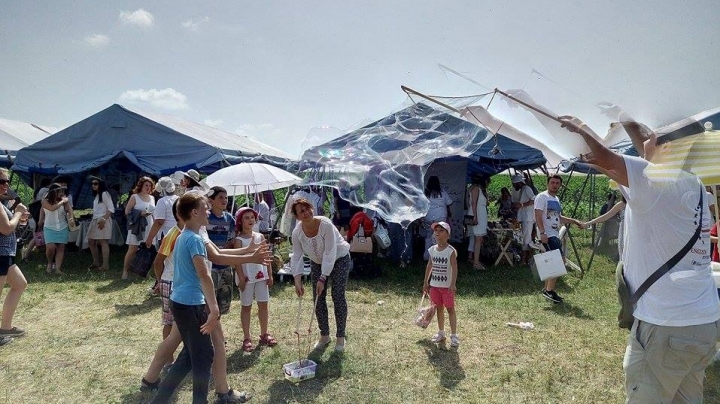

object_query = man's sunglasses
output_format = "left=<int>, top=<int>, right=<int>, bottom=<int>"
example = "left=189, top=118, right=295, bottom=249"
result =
left=0, top=179, right=9, bottom=185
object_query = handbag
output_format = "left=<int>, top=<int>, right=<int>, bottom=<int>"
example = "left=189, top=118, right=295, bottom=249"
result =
left=350, top=226, right=373, bottom=254
left=531, top=248, right=567, bottom=281
left=463, top=214, right=474, bottom=226
left=616, top=188, right=704, bottom=330
left=129, top=244, right=157, bottom=278
left=414, top=292, right=436, bottom=329
left=374, top=222, right=391, bottom=250
left=34, top=231, right=45, bottom=247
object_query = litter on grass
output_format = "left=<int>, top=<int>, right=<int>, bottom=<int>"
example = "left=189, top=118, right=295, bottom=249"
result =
left=506, top=322, right=535, bottom=330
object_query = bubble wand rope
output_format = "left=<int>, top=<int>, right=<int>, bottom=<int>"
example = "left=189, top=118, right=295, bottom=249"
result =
left=305, top=291, right=321, bottom=361
left=294, top=296, right=304, bottom=364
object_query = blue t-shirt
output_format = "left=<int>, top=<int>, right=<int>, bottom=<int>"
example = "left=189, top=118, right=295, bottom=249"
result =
left=206, top=211, right=235, bottom=269
left=170, top=229, right=208, bottom=305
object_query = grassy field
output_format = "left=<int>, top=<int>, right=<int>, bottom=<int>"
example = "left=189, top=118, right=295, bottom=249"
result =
left=2, top=239, right=720, bottom=404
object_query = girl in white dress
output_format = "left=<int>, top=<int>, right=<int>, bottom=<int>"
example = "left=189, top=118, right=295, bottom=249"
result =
left=122, top=177, right=155, bottom=279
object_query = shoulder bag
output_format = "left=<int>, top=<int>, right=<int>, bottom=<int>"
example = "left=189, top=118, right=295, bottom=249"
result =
left=616, top=188, right=703, bottom=329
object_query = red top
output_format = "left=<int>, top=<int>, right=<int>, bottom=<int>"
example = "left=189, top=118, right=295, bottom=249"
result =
left=347, top=212, right=373, bottom=241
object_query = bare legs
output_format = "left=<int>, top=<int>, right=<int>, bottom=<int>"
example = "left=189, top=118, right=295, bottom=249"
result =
left=122, top=245, right=139, bottom=279
left=89, top=239, right=110, bottom=270
left=1, top=265, right=27, bottom=330
left=45, top=243, right=66, bottom=274
left=472, top=235, right=485, bottom=270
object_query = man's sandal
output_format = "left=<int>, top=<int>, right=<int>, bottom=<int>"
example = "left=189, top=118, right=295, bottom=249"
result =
left=242, top=338, right=254, bottom=352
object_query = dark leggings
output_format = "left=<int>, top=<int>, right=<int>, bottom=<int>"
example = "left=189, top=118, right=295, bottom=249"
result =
left=311, top=254, right=351, bottom=338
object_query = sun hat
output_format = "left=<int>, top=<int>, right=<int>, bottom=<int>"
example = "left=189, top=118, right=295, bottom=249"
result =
left=431, top=221, right=451, bottom=235
left=182, top=169, right=201, bottom=183
left=155, top=176, right=176, bottom=195
left=235, top=206, right=259, bottom=222
left=511, top=174, right=525, bottom=184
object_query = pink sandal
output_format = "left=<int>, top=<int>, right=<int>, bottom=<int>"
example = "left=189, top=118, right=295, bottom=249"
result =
left=259, top=333, right=278, bottom=347
left=242, top=338, right=254, bottom=352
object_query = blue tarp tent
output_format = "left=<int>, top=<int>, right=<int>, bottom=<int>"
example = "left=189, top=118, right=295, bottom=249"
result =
left=12, top=104, right=294, bottom=208
left=299, top=103, right=546, bottom=244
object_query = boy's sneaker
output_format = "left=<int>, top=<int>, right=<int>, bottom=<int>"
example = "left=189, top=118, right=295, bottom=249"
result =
left=0, top=336, right=13, bottom=347
left=430, top=332, right=446, bottom=343
left=0, top=326, right=25, bottom=337
left=216, top=388, right=252, bottom=403
left=140, top=377, right=160, bottom=392
left=542, top=289, right=564, bottom=304
left=450, top=334, right=460, bottom=347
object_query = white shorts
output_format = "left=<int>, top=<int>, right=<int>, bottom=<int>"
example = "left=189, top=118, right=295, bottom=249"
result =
left=239, top=281, right=270, bottom=306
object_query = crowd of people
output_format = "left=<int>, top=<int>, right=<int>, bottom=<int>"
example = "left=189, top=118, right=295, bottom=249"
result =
left=1, top=115, right=719, bottom=402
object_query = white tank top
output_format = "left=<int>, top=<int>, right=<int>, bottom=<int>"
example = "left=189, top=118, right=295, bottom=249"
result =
left=428, top=244, right=456, bottom=288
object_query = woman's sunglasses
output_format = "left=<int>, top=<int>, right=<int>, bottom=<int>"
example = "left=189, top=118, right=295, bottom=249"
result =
left=0, top=179, right=9, bottom=185
left=91, top=182, right=99, bottom=186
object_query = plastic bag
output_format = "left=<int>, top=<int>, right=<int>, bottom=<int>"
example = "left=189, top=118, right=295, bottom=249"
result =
left=374, top=222, right=391, bottom=249
left=414, top=292, right=436, bottom=329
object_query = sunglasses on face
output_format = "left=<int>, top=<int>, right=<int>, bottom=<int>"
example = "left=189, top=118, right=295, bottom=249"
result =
left=0, top=179, right=9, bottom=185
left=92, top=182, right=99, bottom=186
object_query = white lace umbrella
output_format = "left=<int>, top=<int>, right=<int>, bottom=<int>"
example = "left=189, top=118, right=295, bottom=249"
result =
left=205, top=162, right=302, bottom=195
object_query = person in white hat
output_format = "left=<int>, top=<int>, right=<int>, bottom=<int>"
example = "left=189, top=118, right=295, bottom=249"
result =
left=511, top=173, right=536, bottom=265
left=144, top=177, right=179, bottom=249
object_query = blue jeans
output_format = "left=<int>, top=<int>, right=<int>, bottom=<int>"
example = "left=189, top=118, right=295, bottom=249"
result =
left=152, top=301, right=214, bottom=404
left=543, top=236, right=563, bottom=256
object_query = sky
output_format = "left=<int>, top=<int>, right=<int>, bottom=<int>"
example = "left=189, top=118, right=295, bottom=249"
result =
left=1, top=1, right=718, bottom=159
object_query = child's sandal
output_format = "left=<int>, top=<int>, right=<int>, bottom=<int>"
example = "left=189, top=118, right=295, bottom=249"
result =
left=259, top=333, right=278, bottom=347
left=242, top=338, right=254, bottom=352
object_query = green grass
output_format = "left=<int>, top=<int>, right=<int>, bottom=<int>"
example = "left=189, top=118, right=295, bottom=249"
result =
left=2, top=240, right=720, bottom=404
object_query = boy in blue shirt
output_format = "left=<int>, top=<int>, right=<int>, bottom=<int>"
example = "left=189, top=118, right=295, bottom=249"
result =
left=152, top=193, right=247, bottom=403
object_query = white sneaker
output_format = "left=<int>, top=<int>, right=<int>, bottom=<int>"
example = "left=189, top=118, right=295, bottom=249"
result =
left=450, top=334, right=460, bottom=347
left=430, top=332, right=446, bottom=343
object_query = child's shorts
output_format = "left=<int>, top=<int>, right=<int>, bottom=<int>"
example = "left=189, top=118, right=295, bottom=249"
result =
left=159, top=280, right=174, bottom=326
left=240, top=281, right=270, bottom=307
left=211, top=267, right=234, bottom=315
left=429, top=286, right=455, bottom=308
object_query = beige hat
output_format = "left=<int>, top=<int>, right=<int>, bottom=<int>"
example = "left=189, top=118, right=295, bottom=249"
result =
left=511, top=174, right=525, bottom=184
left=182, top=169, right=202, bottom=183
left=155, top=176, right=176, bottom=195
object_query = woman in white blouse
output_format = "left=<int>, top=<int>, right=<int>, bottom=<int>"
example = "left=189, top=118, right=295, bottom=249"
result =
left=290, top=198, right=351, bottom=352
left=87, top=177, right=115, bottom=271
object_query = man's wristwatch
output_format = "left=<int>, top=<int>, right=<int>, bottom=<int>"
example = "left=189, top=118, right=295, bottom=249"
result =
left=539, top=232, right=546, bottom=235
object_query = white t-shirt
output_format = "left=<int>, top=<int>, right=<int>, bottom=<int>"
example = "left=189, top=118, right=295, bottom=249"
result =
left=153, top=195, right=179, bottom=240
left=512, top=185, right=535, bottom=222
left=428, top=244, right=456, bottom=288
left=255, top=200, right=270, bottom=232
left=620, top=155, right=720, bottom=327
left=534, top=191, right=562, bottom=238
left=425, top=190, right=452, bottom=223
left=236, top=232, right=269, bottom=284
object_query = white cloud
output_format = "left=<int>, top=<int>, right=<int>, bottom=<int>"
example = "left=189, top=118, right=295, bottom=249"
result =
left=85, top=33, right=110, bottom=48
left=203, top=119, right=223, bottom=128
left=182, top=16, right=210, bottom=31
left=119, top=9, right=155, bottom=28
left=118, top=88, right=189, bottom=110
